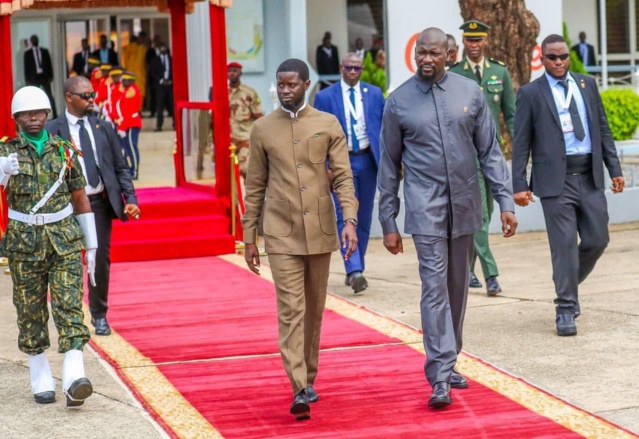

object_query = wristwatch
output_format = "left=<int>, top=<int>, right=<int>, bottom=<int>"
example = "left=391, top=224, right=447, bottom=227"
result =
left=344, top=218, right=358, bottom=226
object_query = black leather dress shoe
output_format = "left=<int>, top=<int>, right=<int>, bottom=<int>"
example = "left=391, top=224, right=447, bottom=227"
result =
left=428, top=382, right=452, bottom=408
left=347, top=271, right=368, bottom=294
left=556, top=314, right=577, bottom=336
left=469, top=272, right=482, bottom=288
left=91, top=317, right=112, bottom=336
left=34, top=391, right=56, bottom=404
left=65, top=377, right=93, bottom=408
left=450, top=369, right=468, bottom=389
left=290, top=390, right=310, bottom=420
left=305, top=386, right=319, bottom=403
left=486, top=276, right=502, bottom=296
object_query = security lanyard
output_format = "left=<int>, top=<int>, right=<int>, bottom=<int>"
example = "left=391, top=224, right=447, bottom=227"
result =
left=551, top=82, right=574, bottom=112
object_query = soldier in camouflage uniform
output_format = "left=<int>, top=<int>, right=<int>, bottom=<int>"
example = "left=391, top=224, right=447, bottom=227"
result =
left=449, top=20, right=516, bottom=296
left=228, top=62, right=263, bottom=179
left=0, top=86, right=98, bottom=408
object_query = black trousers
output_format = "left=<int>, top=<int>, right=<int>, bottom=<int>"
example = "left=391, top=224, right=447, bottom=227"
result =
left=540, top=173, right=609, bottom=316
left=154, top=85, right=174, bottom=129
left=34, top=79, right=58, bottom=119
left=88, top=194, right=115, bottom=319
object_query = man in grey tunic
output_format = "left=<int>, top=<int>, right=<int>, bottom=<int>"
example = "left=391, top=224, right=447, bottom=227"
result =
left=378, top=28, right=518, bottom=408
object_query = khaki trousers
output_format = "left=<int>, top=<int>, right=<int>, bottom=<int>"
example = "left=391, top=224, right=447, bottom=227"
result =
left=268, top=252, right=332, bottom=395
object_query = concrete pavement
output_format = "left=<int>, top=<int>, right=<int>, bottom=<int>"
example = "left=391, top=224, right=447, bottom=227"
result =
left=1, top=123, right=637, bottom=436
left=327, top=223, right=639, bottom=433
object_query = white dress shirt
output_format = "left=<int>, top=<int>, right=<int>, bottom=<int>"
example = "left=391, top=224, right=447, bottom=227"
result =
left=65, top=110, right=105, bottom=195
left=33, top=47, right=43, bottom=74
left=467, top=57, right=484, bottom=79
left=340, top=80, right=369, bottom=150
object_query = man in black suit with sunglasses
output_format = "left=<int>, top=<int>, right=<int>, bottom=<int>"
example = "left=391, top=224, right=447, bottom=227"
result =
left=47, top=76, right=140, bottom=337
left=513, top=34, right=624, bottom=337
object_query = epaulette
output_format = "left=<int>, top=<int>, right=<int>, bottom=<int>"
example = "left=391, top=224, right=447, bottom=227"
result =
left=0, top=136, right=8, bottom=143
left=489, top=58, right=506, bottom=66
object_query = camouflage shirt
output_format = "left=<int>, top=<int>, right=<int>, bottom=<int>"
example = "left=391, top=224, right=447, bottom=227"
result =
left=229, top=83, right=263, bottom=147
left=0, top=134, right=87, bottom=261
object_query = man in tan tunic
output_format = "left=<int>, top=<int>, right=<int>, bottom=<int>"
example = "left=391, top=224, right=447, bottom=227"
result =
left=243, top=59, right=358, bottom=421
left=229, top=62, right=263, bottom=179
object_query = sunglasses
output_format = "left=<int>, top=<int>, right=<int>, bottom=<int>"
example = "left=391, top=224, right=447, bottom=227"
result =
left=70, top=91, right=97, bottom=100
left=543, top=53, right=570, bottom=61
left=343, top=65, right=363, bottom=72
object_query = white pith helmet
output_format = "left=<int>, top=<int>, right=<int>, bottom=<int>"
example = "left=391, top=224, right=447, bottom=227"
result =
left=11, top=86, right=52, bottom=116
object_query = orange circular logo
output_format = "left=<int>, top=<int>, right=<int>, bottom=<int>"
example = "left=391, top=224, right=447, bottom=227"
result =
left=405, top=33, right=419, bottom=74
left=531, top=44, right=543, bottom=71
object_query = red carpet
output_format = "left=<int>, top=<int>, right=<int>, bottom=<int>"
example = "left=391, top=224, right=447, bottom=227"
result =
left=89, top=256, right=638, bottom=438
left=110, top=187, right=235, bottom=262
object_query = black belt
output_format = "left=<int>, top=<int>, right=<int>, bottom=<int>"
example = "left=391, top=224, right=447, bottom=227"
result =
left=349, top=148, right=370, bottom=156
left=88, top=192, right=107, bottom=201
left=566, top=154, right=592, bottom=175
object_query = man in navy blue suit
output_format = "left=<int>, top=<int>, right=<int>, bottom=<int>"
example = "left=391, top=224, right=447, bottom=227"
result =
left=314, top=52, right=385, bottom=293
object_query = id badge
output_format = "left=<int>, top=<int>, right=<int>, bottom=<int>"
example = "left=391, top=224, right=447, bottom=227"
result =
left=353, top=123, right=366, bottom=138
left=559, top=113, right=574, bottom=134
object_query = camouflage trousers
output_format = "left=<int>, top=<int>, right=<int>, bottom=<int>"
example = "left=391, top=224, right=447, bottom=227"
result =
left=9, top=235, right=90, bottom=356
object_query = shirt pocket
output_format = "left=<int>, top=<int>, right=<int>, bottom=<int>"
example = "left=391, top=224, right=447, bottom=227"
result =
left=4, top=221, right=36, bottom=253
left=487, top=83, right=504, bottom=94
left=308, top=135, right=329, bottom=164
left=9, top=159, right=36, bottom=195
left=263, top=197, right=293, bottom=237
left=318, top=195, right=337, bottom=235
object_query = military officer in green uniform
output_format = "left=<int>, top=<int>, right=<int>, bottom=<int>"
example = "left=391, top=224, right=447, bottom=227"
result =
left=449, top=20, right=516, bottom=296
left=0, top=86, right=98, bottom=408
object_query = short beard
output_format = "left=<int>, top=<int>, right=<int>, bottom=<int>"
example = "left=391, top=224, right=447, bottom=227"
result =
left=546, top=69, right=569, bottom=80
left=281, top=97, right=304, bottom=112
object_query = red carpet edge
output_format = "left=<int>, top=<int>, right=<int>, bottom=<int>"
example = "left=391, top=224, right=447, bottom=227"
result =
left=85, top=254, right=638, bottom=439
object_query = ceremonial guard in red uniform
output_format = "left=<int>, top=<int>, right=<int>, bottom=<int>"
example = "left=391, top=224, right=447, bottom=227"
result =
left=116, top=71, right=143, bottom=179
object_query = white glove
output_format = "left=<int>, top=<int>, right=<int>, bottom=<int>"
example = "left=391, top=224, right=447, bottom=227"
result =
left=117, top=130, right=127, bottom=139
left=85, top=249, right=97, bottom=287
left=76, top=213, right=98, bottom=287
left=1, top=153, right=19, bottom=175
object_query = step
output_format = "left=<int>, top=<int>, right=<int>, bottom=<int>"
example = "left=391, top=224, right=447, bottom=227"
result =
left=135, top=187, right=228, bottom=219
left=112, top=215, right=230, bottom=241
left=111, top=234, right=236, bottom=262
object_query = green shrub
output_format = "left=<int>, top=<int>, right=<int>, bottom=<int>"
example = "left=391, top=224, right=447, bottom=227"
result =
left=601, top=88, right=639, bottom=140
left=360, top=52, right=387, bottom=94
left=563, top=22, right=588, bottom=75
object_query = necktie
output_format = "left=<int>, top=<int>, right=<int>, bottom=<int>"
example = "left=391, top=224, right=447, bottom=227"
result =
left=558, top=80, right=585, bottom=141
left=348, top=87, right=360, bottom=152
left=78, top=120, right=100, bottom=187
left=35, top=48, right=41, bottom=69
left=474, top=64, right=482, bottom=83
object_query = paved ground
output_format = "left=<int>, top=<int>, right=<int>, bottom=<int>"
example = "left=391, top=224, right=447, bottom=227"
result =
left=1, top=124, right=637, bottom=437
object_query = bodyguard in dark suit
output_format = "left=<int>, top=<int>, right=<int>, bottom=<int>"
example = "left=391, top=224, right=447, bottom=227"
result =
left=316, top=31, right=340, bottom=90
left=571, top=32, right=596, bottom=67
left=91, top=35, right=119, bottom=67
left=513, top=34, right=624, bottom=336
left=46, top=76, right=140, bottom=336
left=314, top=52, right=385, bottom=294
left=378, top=28, right=517, bottom=409
left=24, top=35, right=57, bottom=118
left=72, top=39, right=92, bottom=78
left=149, top=45, right=174, bottom=131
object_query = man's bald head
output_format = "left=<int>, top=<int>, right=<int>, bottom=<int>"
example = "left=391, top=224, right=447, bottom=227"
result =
left=417, top=27, right=449, bottom=49
left=64, top=75, right=91, bottom=94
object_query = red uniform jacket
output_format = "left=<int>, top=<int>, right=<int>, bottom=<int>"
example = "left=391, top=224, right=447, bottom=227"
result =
left=116, top=84, right=143, bottom=131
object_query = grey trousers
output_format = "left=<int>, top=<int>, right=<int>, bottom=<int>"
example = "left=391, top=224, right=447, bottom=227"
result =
left=540, top=174, right=609, bottom=316
left=413, top=234, right=473, bottom=387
